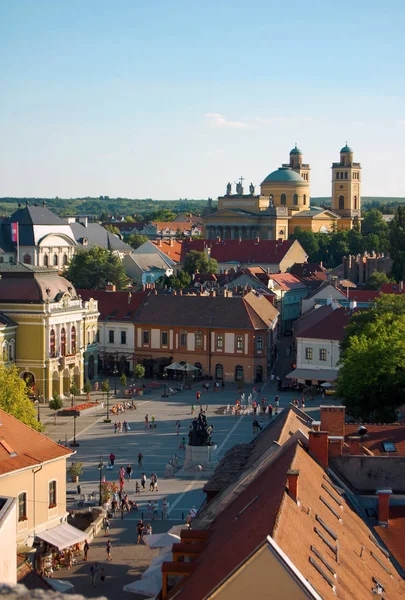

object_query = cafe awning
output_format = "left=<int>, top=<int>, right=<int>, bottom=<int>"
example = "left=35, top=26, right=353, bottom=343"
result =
left=36, top=523, right=87, bottom=550
left=285, top=368, right=338, bottom=382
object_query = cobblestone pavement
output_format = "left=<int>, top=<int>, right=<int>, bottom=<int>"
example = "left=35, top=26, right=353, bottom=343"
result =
left=44, top=377, right=339, bottom=599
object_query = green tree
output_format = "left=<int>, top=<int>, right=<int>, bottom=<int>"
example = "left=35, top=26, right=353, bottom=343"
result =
left=126, top=233, right=148, bottom=250
left=389, top=206, right=405, bottom=281
left=364, top=270, right=393, bottom=290
left=184, top=250, right=218, bottom=275
left=134, top=364, right=145, bottom=385
left=362, top=208, right=388, bottom=237
left=83, top=380, right=92, bottom=401
left=49, top=393, right=63, bottom=424
left=338, top=295, right=405, bottom=421
left=120, top=373, right=127, bottom=388
left=347, top=229, right=365, bottom=255
left=290, top=227, right=319, bottom=260
left=69, top=383, right=80, bottom=407
left=160, top=271, right=191, bottom=290
left=146, top=209, right=177, bottom=222
left=0, top=365, right=43, bottom=431
left=65, top=246, right=128, bottom=290
left=105, top=224, right=120, bottom=235
left=329, top=231, right=349, bottom=267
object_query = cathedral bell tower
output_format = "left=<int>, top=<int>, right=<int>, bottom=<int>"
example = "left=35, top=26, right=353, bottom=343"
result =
left=331, top=144, right=361, bottom=225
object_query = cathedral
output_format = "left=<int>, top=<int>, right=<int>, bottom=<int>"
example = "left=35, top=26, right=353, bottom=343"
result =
left=203, top=145, right=361, bottom=240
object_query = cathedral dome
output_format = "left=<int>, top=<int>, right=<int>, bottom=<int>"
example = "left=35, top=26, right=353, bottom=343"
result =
left=340, top=144, right=352, bottom=153
left=262, top=167, right=306, bottom=184
left=289, top=145, right=302, bottom=155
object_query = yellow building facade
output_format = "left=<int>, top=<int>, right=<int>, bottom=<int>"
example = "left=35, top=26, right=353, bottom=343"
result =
left=0, top=265, right=98, bottom=400
left=203, top=145, right=361, bottom=239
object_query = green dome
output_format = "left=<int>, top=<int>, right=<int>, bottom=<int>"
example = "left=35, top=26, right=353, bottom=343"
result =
left=290, top=145, right=302, bottom=155
left=262, top=167, right=306, bottom=184
left=340, top=144, right=352, bottom=153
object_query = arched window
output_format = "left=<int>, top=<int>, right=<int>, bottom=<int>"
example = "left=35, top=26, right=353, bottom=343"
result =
left=303, top=194, right=307, bottom=205
left=354, top=196, right=358, bottom=210
left=71, top=326, right=76, bottom=354
left=2, top=343, right=8, bottom=362
left=43, top=254, right=49, bottom=267
left=53, top=254, right=58, bottom=266
left=8, top=256, right=14, bottom=263
left=50, top=329, right=56, bottom=358
left=60, top=328, right=66, bottom=357
left=339, top=195, right=345, bottom=210
left=8, top=340, right=14, bottom=361
left=293, top=193, right=298, bottom=205
left=280, top=193, right=287, bottom=206
left=18, top=492, right=27, bottom=521
left=235, top=365, right=244, bottom=381
left=215, top=364, right=223, bottom=380
left=63, top=254, right=68, bottom=266
left=49, top=480, right=57, bottom=508
left=23, top=254, right=31, bottom=264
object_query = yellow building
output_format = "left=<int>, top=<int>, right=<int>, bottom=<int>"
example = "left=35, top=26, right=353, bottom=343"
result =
left=204, top=145, right=361, bottom=239
left=0, top=265, right=99, bottom=400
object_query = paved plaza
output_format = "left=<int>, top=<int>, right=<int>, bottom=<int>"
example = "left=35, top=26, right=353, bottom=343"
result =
left=41, top=377, right=338, bottom=599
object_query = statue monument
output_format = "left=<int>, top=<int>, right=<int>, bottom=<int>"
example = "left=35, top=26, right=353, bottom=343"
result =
left=226, top=182, right=232, bottom=195
left=249, top=182, right=255, bottom=195
left=183, top=412, right=217, bottom=473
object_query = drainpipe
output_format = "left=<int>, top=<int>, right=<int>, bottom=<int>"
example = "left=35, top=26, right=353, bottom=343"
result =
left=32, top=465, right=43, bottom=536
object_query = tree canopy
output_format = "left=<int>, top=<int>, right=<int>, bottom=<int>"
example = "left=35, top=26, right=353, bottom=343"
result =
left=364, top=270, right=393, bottom=290
left=184, top=250, right=218, bottom=275
left=337, top=295, right=405, bottom=421
left=125, top=233, right=149, bottom=250
left=159, top=271, right=191, bottom=290
left=389, top=206, right=405, bottom=281
left=65, top=246, right=128, bottom=290
left=0, top=366, right=43, bottom=431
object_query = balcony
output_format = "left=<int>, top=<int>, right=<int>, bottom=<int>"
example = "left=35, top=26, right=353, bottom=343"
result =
left=60, top=354, right=79, bottom=368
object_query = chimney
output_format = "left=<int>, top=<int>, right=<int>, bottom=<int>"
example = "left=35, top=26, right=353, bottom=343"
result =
left=157, top=238, right=162, bottom=247
left=170, top=238, right=174, bottom=247
left=328, top=436, right=343, bottom=457
left=376, top=488, right=392, bottom=526
left=105, top=283, right=116, bottom=292
left=287, top=469, right=300, bottom=502
left=308, top=431, right=329, bottom=469
left=320, top=406, right=345, bottom=437
left=311, top=420, right=321, bottom=432
left=400, top=281, right=404, bottom=292
left=348, top=435, right=361, bottom=455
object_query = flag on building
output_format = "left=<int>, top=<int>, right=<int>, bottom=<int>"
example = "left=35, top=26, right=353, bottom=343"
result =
left=10, top=222, right=18, bottom=243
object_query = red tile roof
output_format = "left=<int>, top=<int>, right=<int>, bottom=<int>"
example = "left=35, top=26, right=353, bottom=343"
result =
left=345, top=424, right=405, bottom=456
left=380, top=283, right=405, bottom=294
left=375, top=506, right=405, bottom=571
left=290, top=262, right=327, bottom=279
left=347, top=289, right=381, bottom=302
left=0, top=410, right=72, bottom=476
left=269, top=272, right=308, bottom=291
left=153, top=239, right=296, bottom=265
left=295, top=305, right=353, bottom=341
left=78, top=290, right=148, bottom=321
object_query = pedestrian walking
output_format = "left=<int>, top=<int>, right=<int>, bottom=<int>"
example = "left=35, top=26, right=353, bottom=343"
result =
left=141, top=472, right=146, bottom=490
left=196, top=391, right=201, bottom=403
left=268, top=404, right=273, bottom=419
left=135, top=481, right=140, bottom=494
left=138, top=452, right=143, bottom=468
left=114, top=422, right=118, bottom=434
left=103, top=516, right=110, bottom=536
left=275, top=395, right=280, bottom=408
left=191, top=404, right=195, bottom=414
left=162, top=497, right=169, bottom=519
left=179, top=436, right=186, bottom=450
left=152, top=500, right=158, bottom=520
left=106, top=540, right=112, bottom=562
left=100, top=568, right=105, bottom=584
left=83, top=540, right=90, bottom=561
left=109, top=452, right=115, bottom=466
left=175, top=420, right=180, bottom=434
left=137, top=519, right=144, bottom=544
left=151, top=414, right=156, bottom=427
left=144, top=414, right=149, bottom=428
left=90, top=562, right=98, bottom=587
left=126, top=464, right=133, bottom=480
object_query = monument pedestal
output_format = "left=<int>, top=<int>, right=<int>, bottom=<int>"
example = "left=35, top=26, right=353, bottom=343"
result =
left=175, top=444, right=218, bottom=476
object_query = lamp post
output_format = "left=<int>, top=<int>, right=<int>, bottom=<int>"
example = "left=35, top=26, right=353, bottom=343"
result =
left=69, top=410, right=80, bottom=447
left=113, top=363, right=118, bottom=395
left=98, top=455, right=103, bottom=507
left=162, top=371, right=168, bottom=398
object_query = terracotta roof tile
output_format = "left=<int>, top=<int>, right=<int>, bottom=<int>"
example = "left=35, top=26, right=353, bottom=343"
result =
left=0, top=410, right=72, bottom=476
left=78, top=289, right=148, bottom=321
left=269, top=272, right=308, bottom=291
left=345, top=424, right=405, bottom=456
left=375, top=506, right=405, bottom=571
left=295, top=305, right=353, bottom=341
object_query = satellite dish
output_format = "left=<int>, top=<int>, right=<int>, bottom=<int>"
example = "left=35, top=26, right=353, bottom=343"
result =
left=357, top=426, right=368, bottom=436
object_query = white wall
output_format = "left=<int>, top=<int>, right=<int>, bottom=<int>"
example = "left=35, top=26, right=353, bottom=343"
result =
left=98, top=322, right=135, bottom=354
left=296, top=336, right=341, bottom=371
left=301, top=285, right=346, bottom=314
left=0, top=497, right=17, bottom=585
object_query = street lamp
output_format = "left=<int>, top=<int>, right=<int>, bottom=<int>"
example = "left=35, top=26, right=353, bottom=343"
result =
left=98, top=455, right=103, bottom=507
left=162, top=371, right=168, bottom=398
left=113, top=363, right=118, bottom=395
left=69, top=410, right=80, bottom=447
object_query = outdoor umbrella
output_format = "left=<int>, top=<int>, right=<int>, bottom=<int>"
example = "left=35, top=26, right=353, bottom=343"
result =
left=123, top=576, right=161, bottom=597
left=320, top=382, right=334, bottom=388
left=164, top=362, right=184, bottom=371
left=144, top=532, right=180, bottom=549
left=182, top=363, right=200, bottom=372
left=142, top=552, right=172, bottom=579
left=168, top=524, right=189, bottom=536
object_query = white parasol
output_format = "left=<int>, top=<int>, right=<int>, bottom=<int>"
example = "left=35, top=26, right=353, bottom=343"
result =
left=144, top=532, right=180, bottom=549
left=123, top=576, right=161, bottom=597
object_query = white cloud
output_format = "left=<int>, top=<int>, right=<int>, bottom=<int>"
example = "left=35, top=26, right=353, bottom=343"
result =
left=204, top=113, right=247, bottom=129
left=399, top=120, right=405, bottom=125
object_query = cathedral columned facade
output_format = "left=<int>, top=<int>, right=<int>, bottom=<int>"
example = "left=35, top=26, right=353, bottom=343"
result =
left=203, top=145, right=361, bottom=240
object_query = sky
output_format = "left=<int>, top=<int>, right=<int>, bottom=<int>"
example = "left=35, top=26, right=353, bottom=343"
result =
left=1, top=0, right=405, bottom=200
